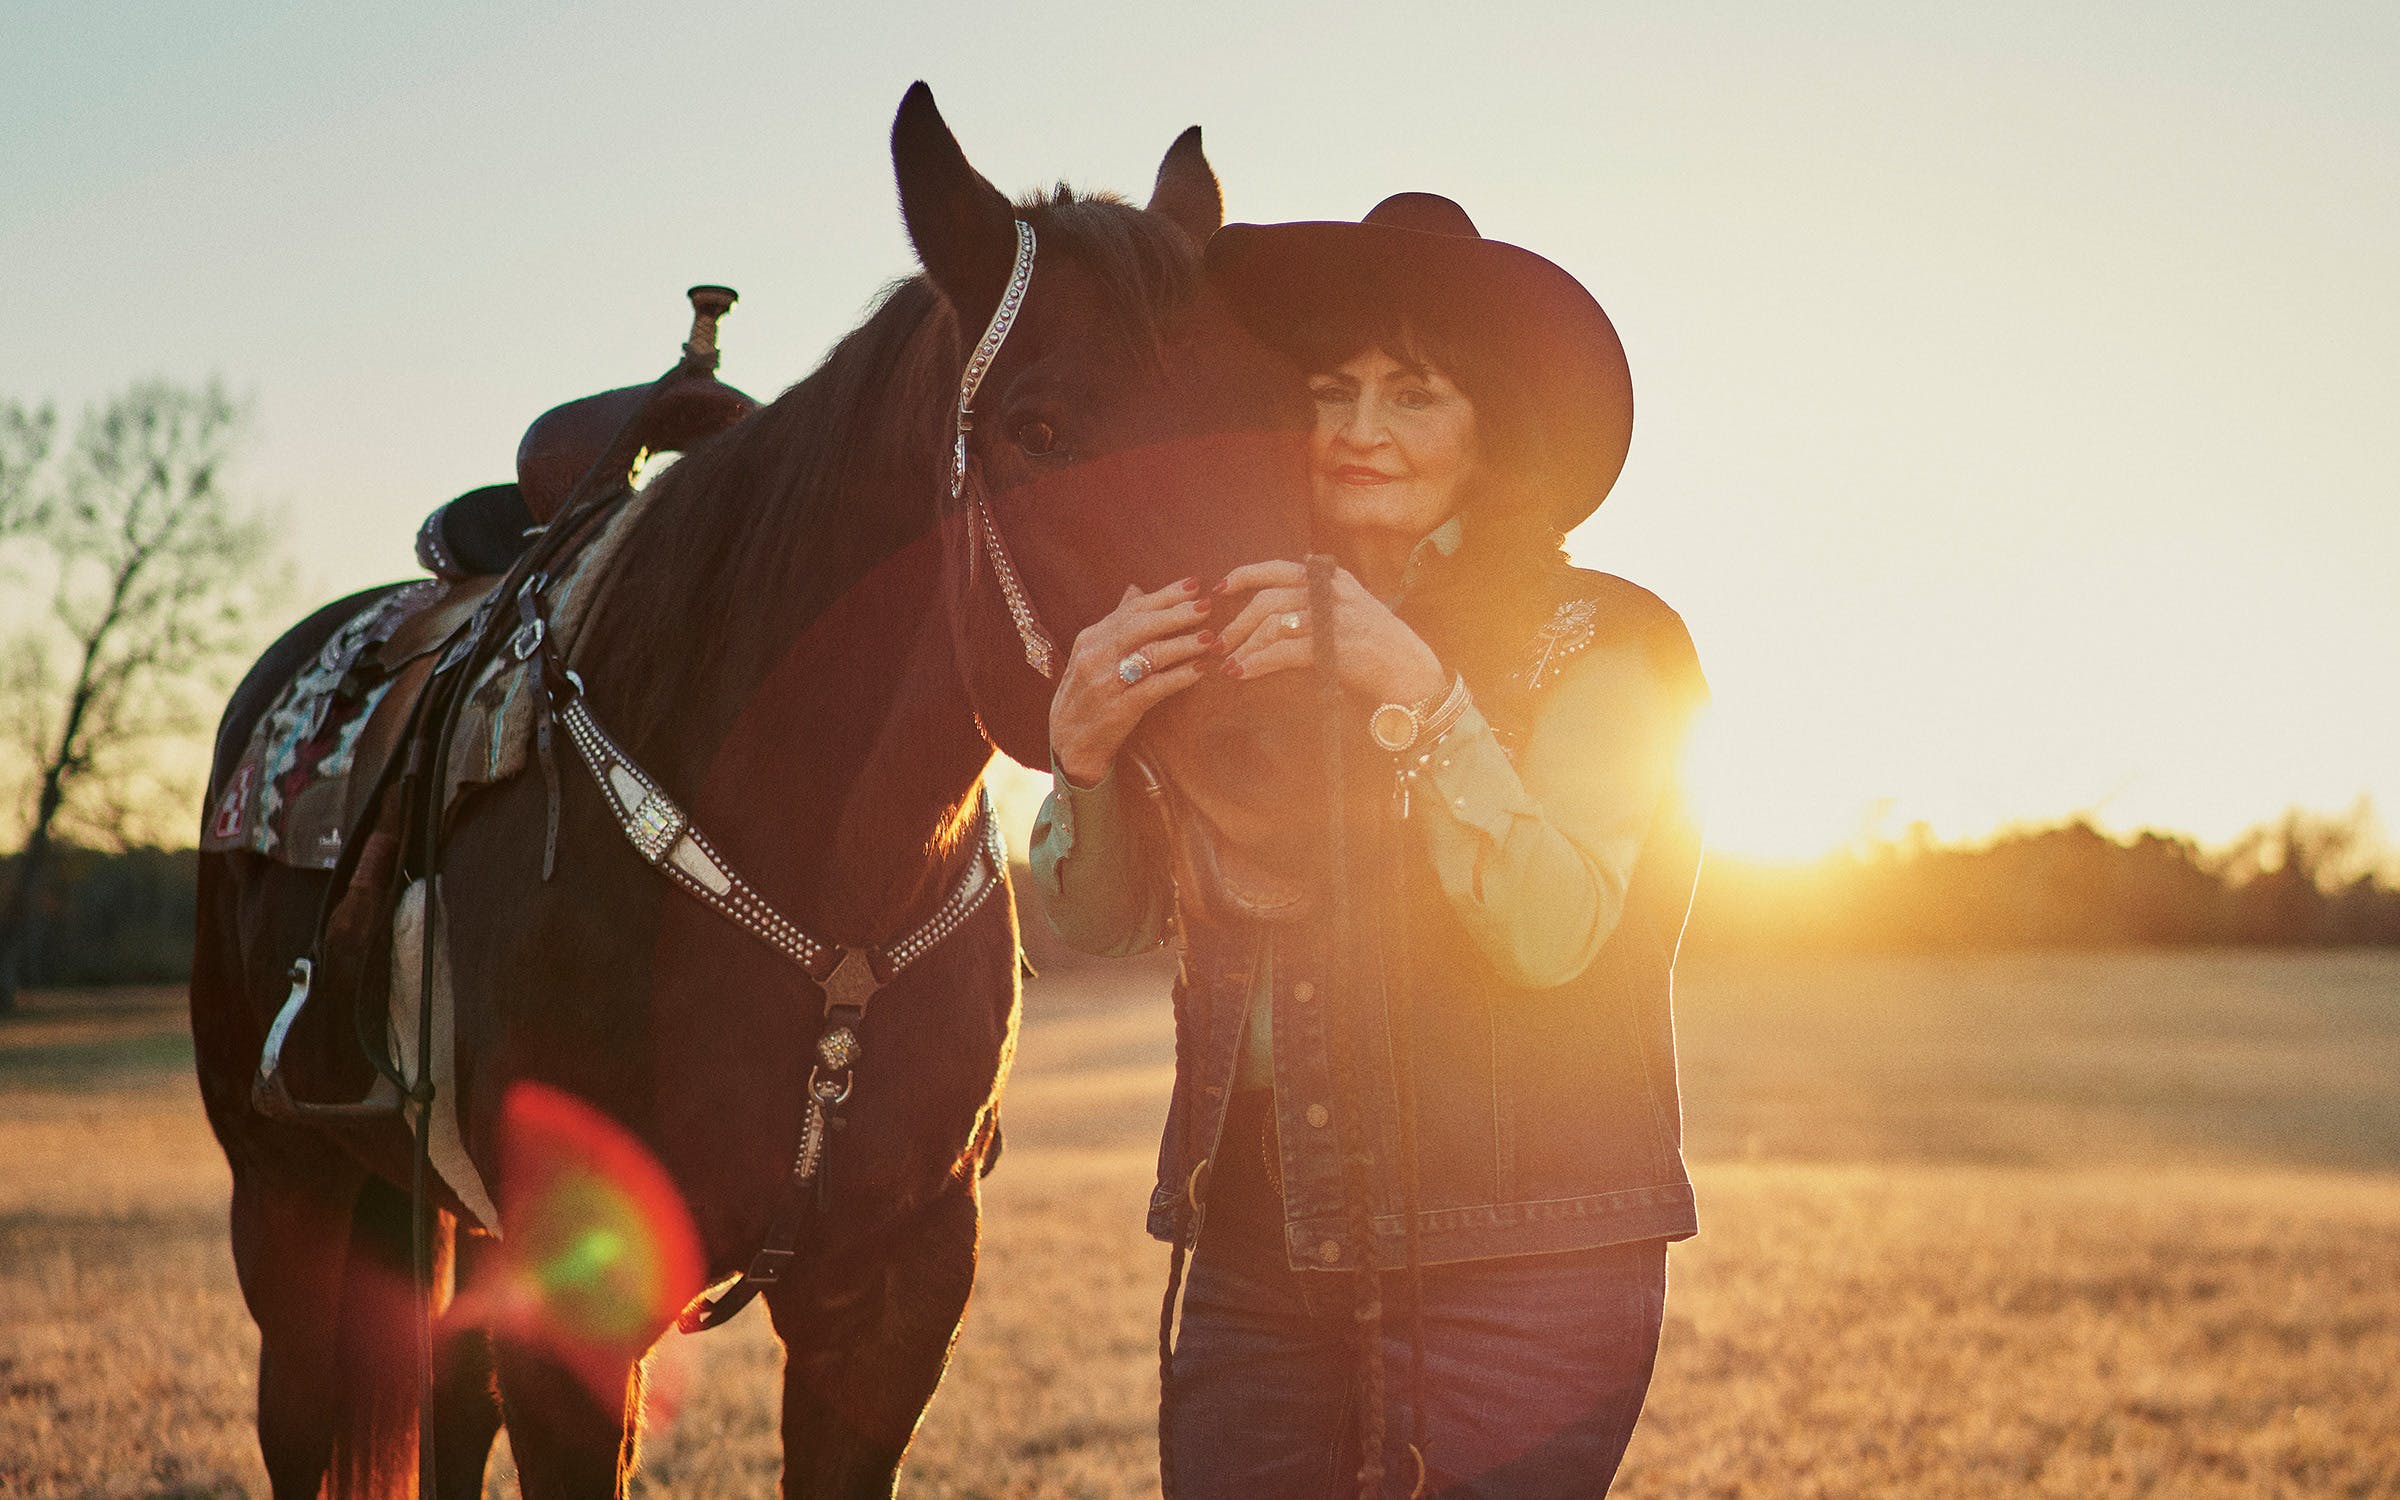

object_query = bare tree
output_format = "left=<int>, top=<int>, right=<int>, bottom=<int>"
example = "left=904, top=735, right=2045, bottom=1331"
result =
left=0, top=380, right=278, bottom=1011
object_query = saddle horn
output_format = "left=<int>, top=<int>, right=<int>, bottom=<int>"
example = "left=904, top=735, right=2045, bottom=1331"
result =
left=514, top=284, right=761, bottom=523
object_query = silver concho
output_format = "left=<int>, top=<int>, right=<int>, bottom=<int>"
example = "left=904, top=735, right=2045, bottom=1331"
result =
left=816, top=1025, right=861, bottom=1071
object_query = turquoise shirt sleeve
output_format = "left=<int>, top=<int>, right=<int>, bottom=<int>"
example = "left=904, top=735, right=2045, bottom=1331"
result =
left=1027, top=757, right=1175, bottom=958
left=1412, top=639, right=1683, bottom=990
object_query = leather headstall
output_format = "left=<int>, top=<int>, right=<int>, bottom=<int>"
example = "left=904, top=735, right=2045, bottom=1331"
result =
left=954, top=219, right=1061, bottom=680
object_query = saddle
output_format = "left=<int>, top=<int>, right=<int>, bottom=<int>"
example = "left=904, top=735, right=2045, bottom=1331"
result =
left=228, top=286, right=760, bottom=1223
left=210, top=286, right=758, bottom=872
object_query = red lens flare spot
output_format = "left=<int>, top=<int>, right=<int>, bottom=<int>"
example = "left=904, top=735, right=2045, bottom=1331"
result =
left=454, top=1082, right=707, bottom=1410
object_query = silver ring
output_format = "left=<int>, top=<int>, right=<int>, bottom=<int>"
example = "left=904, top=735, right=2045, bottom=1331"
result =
left=1116, top=651, right=1152, bottom=686
left=1279, top=611, right=1304, bottom=636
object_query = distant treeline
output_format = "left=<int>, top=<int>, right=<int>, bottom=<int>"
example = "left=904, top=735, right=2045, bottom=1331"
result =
left=1, top=846, right=199, bottom=988
left=5, top=811, right=2397, bottom=988
left=1686, top=812, right=2400, bottom=952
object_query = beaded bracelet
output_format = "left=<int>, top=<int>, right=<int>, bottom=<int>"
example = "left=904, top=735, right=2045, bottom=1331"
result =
left=1390, top=676, right=1475, bottom=818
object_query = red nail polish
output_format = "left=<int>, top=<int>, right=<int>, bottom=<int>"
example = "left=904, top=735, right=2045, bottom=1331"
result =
left=1197, top=629, right=1218, bottom=647
left=1193, top=596, right=1212, bottom=615
left=1181, top=577, right=1201, bottom=593
left=1210, top=579, right=1231, bottom=596
left=1221, top=659, right=1244, bottom=679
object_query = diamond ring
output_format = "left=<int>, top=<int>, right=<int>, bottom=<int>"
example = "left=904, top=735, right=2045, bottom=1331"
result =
left=1279, top=611, right=1304, bottom=636
left=1116, top=651, right=1153, bottom=685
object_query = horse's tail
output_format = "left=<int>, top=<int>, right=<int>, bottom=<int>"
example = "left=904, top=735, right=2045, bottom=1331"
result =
left=325, top=1176, right=449, bottom=1497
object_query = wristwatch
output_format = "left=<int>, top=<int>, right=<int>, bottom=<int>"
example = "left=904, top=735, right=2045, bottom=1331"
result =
left=1368, top=674, right=1470, bottom=754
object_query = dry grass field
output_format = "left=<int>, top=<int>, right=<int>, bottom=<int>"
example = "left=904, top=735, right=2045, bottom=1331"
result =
left=5, top=948, right=2398, bottom=1497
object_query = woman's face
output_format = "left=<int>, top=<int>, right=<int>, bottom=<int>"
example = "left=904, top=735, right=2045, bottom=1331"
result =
left=1307, top=346, right=1480, bottom=546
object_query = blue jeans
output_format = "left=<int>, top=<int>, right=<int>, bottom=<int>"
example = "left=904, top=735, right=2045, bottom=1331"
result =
left=1163, top=1096, right=1667, bottom=1498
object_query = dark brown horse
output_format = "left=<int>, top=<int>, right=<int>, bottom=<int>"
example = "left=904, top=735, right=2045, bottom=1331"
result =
left=190, top=84, right=1311, bottom=1497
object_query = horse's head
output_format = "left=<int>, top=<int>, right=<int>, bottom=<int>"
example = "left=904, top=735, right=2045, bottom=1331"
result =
left=894, top=86, right=1328, bottom=920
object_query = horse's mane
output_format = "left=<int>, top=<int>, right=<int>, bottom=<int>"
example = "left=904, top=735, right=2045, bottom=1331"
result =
left=575, top=188, right=1201, bottom=764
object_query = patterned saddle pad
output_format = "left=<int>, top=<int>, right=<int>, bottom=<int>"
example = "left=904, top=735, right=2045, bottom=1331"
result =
left=203, top=487, right=652, bottom=871
left=203, top=581, right=462, bottom=869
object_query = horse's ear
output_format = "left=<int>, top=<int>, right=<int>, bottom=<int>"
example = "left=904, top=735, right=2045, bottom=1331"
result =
left=892, top=82, right=1019, bottom=321
left=1146, top=126, right=1222, bottom=247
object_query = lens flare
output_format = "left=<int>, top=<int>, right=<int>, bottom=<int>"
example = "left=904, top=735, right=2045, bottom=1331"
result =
left=454, top=1081, right=706, bottom=1408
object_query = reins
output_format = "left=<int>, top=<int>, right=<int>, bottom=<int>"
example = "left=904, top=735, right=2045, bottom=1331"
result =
left=250, top=348, right=674, bottom=1497
left=400, top=335, right=727, bottom=1495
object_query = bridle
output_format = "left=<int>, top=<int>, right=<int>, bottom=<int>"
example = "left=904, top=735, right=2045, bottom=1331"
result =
left=955, top=219, right=1061, bottom=680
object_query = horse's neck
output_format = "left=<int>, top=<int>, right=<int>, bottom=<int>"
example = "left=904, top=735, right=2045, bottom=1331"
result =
left=664, top=526, right=993, bottom=940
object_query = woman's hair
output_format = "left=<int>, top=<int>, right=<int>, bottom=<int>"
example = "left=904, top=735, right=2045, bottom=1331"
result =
left=1285, top=282, right=1569, bottom=694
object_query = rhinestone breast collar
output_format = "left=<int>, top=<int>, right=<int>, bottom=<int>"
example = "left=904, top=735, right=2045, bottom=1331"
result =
left=554, top=684, right=1005, bottom=994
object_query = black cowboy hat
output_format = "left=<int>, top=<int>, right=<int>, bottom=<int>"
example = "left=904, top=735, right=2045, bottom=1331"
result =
left=1205, top=192, right=1633, bottom=530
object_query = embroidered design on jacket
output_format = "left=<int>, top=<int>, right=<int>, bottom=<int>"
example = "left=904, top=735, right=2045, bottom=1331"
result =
left=1519, top=595, right=1600, bottom=692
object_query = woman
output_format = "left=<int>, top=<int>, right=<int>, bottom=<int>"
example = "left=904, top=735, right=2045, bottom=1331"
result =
left=1030, top=194, right=1708, bottom=1497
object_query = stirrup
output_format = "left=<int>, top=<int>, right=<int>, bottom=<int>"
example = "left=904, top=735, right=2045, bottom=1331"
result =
left=251, top=958, right=406, bottom=1122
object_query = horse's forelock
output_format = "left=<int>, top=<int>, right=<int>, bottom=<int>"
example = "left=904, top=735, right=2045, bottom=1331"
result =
left=1020, top=189, right=1203, bottom=371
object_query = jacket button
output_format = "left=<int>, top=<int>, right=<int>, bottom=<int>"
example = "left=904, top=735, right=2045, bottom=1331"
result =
left=1291, top=980, right=1315, bottom=1002
left=1306, top=1103, right=1329, bottom=1129
left=1317, top=1239, right=1342, bottom=1265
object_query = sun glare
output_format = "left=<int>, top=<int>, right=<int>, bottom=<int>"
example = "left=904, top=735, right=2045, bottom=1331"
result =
left=1681, top=703, right=1864, bottom=865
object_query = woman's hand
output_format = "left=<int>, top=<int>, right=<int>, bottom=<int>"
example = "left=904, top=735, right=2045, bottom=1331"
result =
left=1211, top=560, right=1447, bottom=705
left=1050, top=578, right=1219, bottom=787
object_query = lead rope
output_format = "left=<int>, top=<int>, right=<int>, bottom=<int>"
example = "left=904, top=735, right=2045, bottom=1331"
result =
left=1309, top=556, right=1393, bottom=1499
left=1156, top=1238, right=1189, bottom=1497
left=1156, top=947, right=1198, bottom=1498
left=1383, top=776, right=1432, bottom=1492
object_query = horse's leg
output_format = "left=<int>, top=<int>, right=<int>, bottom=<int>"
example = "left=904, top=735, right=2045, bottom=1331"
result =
left=230, top=1161, right=355, bottom=1496
left=493, top=1340, right=645, bottom=1499
left=431, top=1330, right=502, bottom=1500
left=223, top=1135, right=442, bottom=1499
left=195, top=856, right=422, bottom=1495
left=432, top=1235, right=506, bottom=1500
left=770, top=1184, right=981, bottom=1499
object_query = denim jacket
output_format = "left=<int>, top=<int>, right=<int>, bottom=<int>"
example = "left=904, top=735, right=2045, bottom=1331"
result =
left=1035, top=567, right=1708, bottom=1271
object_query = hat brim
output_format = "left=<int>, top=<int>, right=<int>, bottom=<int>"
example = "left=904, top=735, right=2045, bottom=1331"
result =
left=1205, top=218, right=1633, bottom=529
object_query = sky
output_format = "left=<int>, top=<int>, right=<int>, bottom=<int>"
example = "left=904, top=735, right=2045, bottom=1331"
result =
left=3, top=1, right=2394, bottom=862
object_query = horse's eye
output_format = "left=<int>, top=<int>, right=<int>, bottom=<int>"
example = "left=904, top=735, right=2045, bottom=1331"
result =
left=1014, top=420, right=1060, bottom=458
